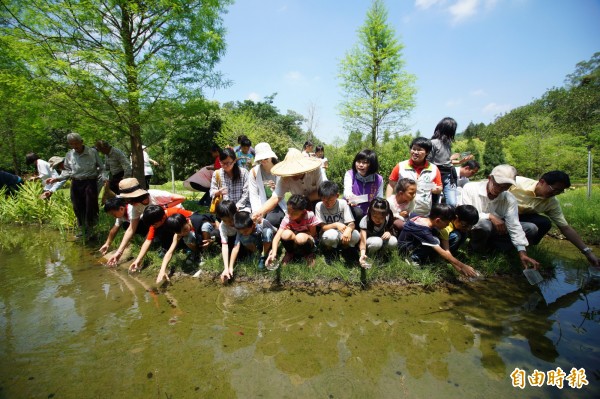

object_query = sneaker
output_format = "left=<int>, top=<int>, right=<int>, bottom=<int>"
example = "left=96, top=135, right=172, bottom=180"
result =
left=281, top=251, right=294, bottom=265
left=258, top=255, right=267, bottom=270
left=305, top=252, right=316, bottom=267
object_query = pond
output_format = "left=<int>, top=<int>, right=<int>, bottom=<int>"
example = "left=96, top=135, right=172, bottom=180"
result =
left=0, top=226, right=598, bottom=398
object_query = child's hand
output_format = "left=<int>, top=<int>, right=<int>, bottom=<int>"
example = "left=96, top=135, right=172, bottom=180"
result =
left=432, top=185, right=443, bottom=195
left=201, top=238, right=214, bottom=248
left=341, top=229, right=351, bottom=245
left=251, top=212, right=263, bottom=223
left=359, top=254, right=371, bottom=269
left=460, top=264, right=479, bottom=277
left=129, top=260, right=141, bottom=273
left=99, top=243, right=110, bottom=255
left=400, top=210, right=409, bottom=218
left=156, top=270, right=170, bottom=284
left=220, top=270, right=231, bottom=284
left=337, top=223, right=347, bottom=232
left=265, top=253, right=275, bottom=267
left=381, top=232, right=391, bottom=241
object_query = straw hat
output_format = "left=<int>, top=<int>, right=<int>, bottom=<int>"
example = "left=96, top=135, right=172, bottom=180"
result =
left=271, top=148, right=322, bottom=177
left=48, top=156, right=64, bottom=169
left=253, top=142, right=278, bottom=164
left=118, top=178, right=148, bottom=198
left=490, top=164, right=517, bottom=186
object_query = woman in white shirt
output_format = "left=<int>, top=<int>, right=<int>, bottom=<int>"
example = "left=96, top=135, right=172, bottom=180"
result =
left=248, top=143, right=287, bottom=227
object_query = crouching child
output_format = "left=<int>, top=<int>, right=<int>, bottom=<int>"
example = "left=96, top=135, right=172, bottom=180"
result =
left=398, top=203, right=479, bottom=277
left=439, top=205, right=479, bottom=255
left=358, top=198, right=397, bottom=268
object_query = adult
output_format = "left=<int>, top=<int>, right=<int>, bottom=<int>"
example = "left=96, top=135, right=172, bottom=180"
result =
left=510, top=171, right=599, bottom=267
left=184, top=144, right=222, bottom=206
left=142, top=145, right=159, bottom=188
left=248, top=142, right=287, bottom=227
left=95, top=140, right=132, bottom=195
left=46, top=132, right=104, bottom=238
left=253, top=148, right=323, bottom=220
left=460, top=164, right=539, bottom=269
left=386, top=137, right=442, bottom=216
left=25, top=152, right=65, bottom=199
left=343, top=149, right=384, bottom=222
left=0, top=170, right=23, bottom=195
left=210, top=148, right=250, bottom=211
left=456, top=160, right=480, bottom=204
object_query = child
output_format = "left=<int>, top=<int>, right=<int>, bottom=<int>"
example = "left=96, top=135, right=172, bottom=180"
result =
left=99, top=197, right=149, bottom=257
left=314, top=145, right=328, bottom=181
left=266, top=194, right=320, bottom=267
left=235, top=137, right=254, bottom=171
left=220, top=211, right=276, bottom=282
left=439, top=205, right=479, bottom=255
left=358, top=198, right=397, bottom=268
left=315, top=181, right=359, bottom=258
left=155, top=212, right=215, bottom=284
left=128, top=205, right=193, bottom=272
left=387, top=178, right=417, bottom=232
left=215, top=200, right=240, bottom=283
left=301, top=140, right=314, bottom=157
left=398, top=203, right=479, bottom=277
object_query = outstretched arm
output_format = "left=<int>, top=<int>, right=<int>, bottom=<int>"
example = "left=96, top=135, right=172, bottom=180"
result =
left=559, top=225, right=600, bottom=267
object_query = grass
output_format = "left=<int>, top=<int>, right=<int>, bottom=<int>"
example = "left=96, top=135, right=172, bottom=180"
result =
left=556, top=185, right=600, bottom=244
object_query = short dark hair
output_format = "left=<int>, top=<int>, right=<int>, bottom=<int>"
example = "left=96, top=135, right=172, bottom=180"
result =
left=143, top=205, right=166, bottom=225
left=315, top=145, right=324, bottom=153
left=240, top=137, right=251, bottom=147
left=394, top=178, right=417, bottom=194
left=287, top=194, right=309, bottom=211
left=210, top=144, right=221, bottom=152
left=410, top=137, right=432, bottom=154
left=464, top=160, right=480, bottom=170
left=541, top=170, right=571, bottom=188
left=303, top=140, right=314, bottom=150
left=352, top=149, right=379, bottom=175
left=25, top=152, right=39, bottom=165
left=455, top=205, right=479, bottom=226
left=216, top=200, right=237, bottom=219
left=234, top=211, right=254, bottom=229
left=127, top=193, right=149, bottom=204
left=237, top=135, right=248, bottom=144
left=429, top=203, right=456, bottom=222
left=318, top=180, right=339, bottom=198
left=164, top=213, right=187, bottom=234
left=104, top=197, right=126, bottom=212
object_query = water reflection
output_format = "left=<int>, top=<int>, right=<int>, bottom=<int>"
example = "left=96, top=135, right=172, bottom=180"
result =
left=0, top=226, right=598, bottom=398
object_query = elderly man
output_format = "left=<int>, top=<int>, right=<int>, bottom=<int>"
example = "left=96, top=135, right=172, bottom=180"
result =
left=95, top=140, right=132, bottom=195
left=510, top=170, right=599, bottom=268
left=460, top=164, right=539, bottom=269
left=253, top=148, right=323, bottom=220
left=47, top=133, right=104, bottom=238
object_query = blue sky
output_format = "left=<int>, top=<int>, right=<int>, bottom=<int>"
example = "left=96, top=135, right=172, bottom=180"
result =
left=207, top=0, right=600, bottom=144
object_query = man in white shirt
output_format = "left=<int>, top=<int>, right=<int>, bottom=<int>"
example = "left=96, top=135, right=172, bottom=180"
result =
left=460, top=164, right=539, bottom=269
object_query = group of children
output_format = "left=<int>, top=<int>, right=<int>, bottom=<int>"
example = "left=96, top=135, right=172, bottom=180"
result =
left=99, top=170, right=482, bottom=285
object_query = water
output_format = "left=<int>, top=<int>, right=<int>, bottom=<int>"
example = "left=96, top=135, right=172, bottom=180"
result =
left=0, top=226, right=598, bottom=398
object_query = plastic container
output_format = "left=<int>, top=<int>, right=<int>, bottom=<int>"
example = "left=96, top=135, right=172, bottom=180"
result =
left=523, top=268, right=543, bottom=285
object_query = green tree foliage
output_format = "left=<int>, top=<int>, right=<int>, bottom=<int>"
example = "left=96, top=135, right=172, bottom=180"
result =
left=482, top=134, right=506, bottom=176
left=338, top=0, right=416, bottom=147
left=1, top=0, right=231, bottom=186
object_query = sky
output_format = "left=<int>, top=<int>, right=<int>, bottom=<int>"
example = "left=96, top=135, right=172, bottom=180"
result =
left=207, top=0, right=600, bottom=144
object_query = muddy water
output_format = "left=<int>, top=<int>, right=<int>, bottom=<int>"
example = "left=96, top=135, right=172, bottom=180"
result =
left=0, top=226, right=598, bottom=398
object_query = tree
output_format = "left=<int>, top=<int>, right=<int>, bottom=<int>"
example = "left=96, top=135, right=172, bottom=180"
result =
left=1, top=0, right=231, bottom=186
left=338, top=0, right=416, bottom=147
left=482, top=134, right=506, bottom=176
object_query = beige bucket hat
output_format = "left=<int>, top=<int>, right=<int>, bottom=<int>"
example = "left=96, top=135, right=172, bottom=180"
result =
left=271, top=148, right=322, bottom=177
left=118, top=178, right=148, bottom=198
left=48, top=156, right=64, bottom=169
left=490, top=164, right=517, bottom=186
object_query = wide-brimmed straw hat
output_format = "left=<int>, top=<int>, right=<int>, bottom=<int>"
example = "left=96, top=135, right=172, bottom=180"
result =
left=253, top=142, right=278, bottom=164
left=48, top=156, right=64, bottom=169
left=118, top=178, right=148, bottom=198
left=271, top=148, right=322, bottom=177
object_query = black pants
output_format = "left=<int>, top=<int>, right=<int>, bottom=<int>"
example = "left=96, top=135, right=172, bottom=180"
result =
left=109, top=171, right=125, bottom=194
left=71, top=178, right=99, bottom=229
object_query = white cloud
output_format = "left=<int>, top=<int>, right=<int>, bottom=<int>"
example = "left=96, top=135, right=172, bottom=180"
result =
left=284, top=70, right=304, bottom=83
left=247, top=92, right=260, bottom=102
left=446, top=98, right=462, bottom=107
left=415, top=0, right=445, bottom=10
left=482, top=102, right=512, bottom=114
left=449, top=0, right=479, bottom=23
left=470, top=89, right=486, bottom=97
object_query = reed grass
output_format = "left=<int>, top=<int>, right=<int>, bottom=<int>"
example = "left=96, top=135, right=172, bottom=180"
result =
left=556, top=185, right=600, bottom=244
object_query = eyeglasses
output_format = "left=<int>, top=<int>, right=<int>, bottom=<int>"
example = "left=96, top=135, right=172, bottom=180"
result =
left=548, top=184, right=565, bottom=195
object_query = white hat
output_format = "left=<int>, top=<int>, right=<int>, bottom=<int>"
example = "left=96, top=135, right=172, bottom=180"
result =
left=490, top=164, right=517, bottom=185
left=253, top=142, right=278, bottom=164
left=48, top=156, right=64, bottom=169
left=271, top=148, right=322, bottom=177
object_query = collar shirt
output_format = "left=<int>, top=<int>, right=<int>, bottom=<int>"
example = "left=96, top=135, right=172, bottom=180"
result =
left=510, top=176, right=568, bottom=227
left=460, top=180, right=529, bottom=251
left=210, top=168, right=250, bottom=211
left=105, top=147, right=132, bottom=177
left=59, top=146, right=104, bottom=181
left=274, top=169, right=323, bottom=199
left=37, top=159, right=64, bottom=192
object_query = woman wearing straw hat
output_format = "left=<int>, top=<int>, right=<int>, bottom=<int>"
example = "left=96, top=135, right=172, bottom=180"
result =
left=248, top=143, right=287, bottom=228
left=209, top=148, right=250, bottom=211
left=252, top=148, right=323, bottom=221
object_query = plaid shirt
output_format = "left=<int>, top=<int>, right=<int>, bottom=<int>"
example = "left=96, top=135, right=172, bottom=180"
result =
left=210, top=168, right=250, bottom=210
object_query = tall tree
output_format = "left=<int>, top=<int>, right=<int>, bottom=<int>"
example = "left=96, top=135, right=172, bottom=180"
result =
left=1, top=0, right=231, bottom=186
left=338, top=0, right=416, bottom=147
